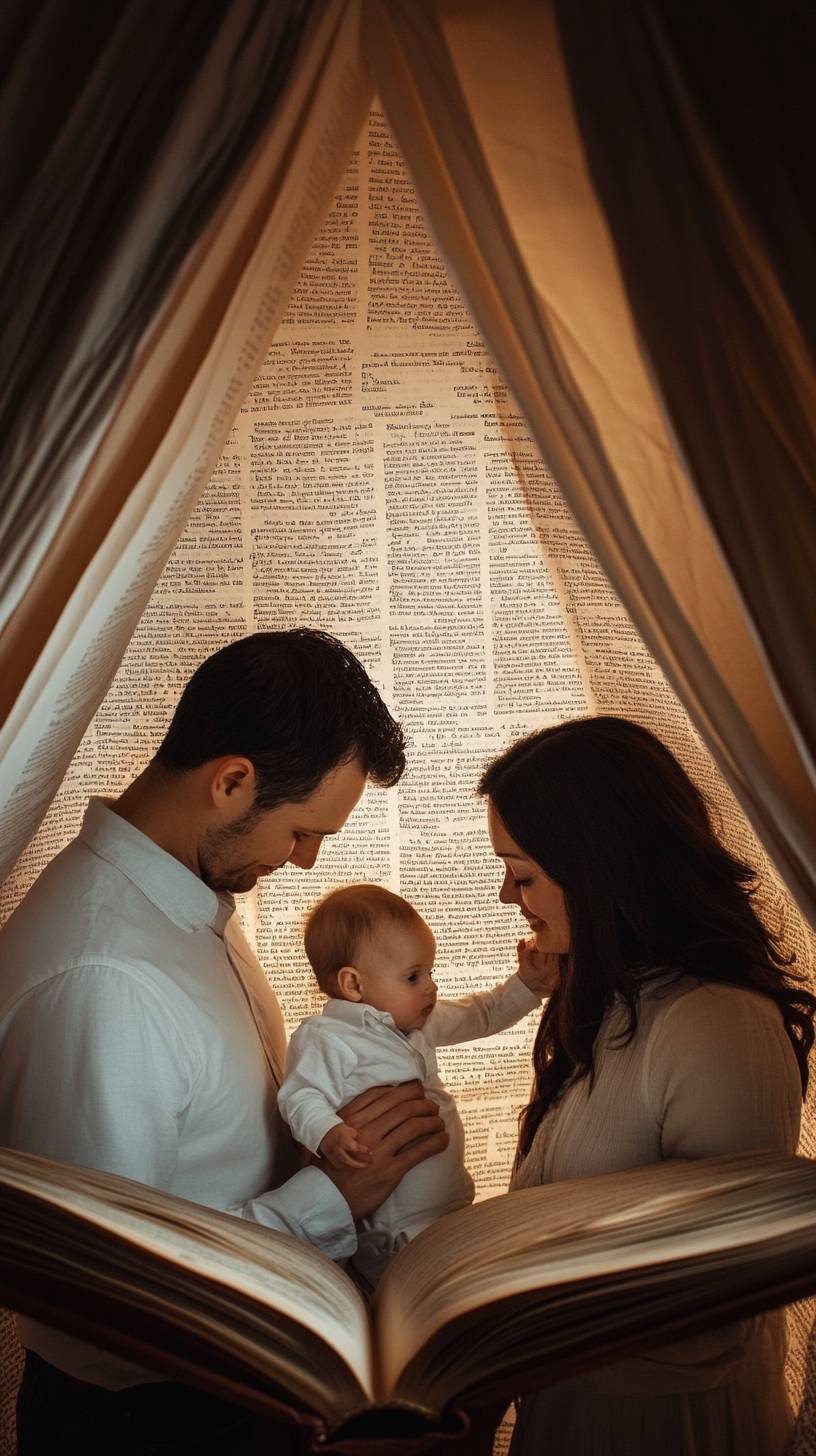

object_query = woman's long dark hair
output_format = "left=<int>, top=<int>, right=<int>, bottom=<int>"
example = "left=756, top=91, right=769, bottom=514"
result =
left=478, top=716, right=815, bottom=1158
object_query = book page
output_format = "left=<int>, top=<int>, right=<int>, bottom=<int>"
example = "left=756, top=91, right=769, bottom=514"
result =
left=0, top=1149, right=372, bottom=1424
left=375, top=1152, right=816, bottom=1409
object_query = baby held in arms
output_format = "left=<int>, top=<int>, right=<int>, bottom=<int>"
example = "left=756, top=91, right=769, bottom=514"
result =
left=278, top=883, right=553, bottom=1285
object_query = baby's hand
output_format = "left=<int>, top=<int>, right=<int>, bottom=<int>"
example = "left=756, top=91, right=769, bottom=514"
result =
left=516, top=938, right=560, bottom=998
left=318, top=1123, right=372, bottom=1169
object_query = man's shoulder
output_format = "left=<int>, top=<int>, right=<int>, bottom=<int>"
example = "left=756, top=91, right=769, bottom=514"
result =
left=3, top=833, right=113, bottom=939
left=0, top=834, right=189, bottom=1009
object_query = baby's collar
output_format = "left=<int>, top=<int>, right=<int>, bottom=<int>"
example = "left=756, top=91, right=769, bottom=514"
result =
left=321, top=998, right=399, bottom=1032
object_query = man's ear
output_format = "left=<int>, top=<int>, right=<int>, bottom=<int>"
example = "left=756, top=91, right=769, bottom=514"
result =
left=336, top=966, right=364, bottom=1002
left=209, top=757, right=256, bottom=808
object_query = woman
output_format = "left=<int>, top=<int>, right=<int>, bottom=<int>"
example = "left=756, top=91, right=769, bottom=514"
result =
left=479, top=716, right=815, bottom=1456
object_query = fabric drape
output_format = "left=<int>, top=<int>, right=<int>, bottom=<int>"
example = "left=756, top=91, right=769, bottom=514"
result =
left=363, top=0, right=816, bottom=925
left=0, top=0, right=308, bottom=637
left=554, top=0, right=816, bottom=826
left=0, top=0, right=372, bottom=883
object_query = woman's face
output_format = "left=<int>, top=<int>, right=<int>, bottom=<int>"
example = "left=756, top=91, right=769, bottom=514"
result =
left=487, top=801, right=571, bottom=955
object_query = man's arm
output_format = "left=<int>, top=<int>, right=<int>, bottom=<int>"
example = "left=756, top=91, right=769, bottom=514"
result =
left=0, top=967, right=358, bottom=1257
left=0, top=967, right=192, bottom=1188
left=241, top=1083, right=447, bottom=1233
left=327, top=1081, right=449, bottom=1218
left=0, top=969, right=447, bottom=1253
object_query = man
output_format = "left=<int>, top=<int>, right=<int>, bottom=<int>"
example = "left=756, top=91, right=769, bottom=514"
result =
left=0, top=629, right=447, bottom=1453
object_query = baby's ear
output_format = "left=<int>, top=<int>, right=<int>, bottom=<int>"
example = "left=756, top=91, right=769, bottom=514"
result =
left=336, top=966, right=364, bottom=1002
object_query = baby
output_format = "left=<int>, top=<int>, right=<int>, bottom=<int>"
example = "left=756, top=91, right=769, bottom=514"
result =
left=277, top=883, right=550, bottom=1285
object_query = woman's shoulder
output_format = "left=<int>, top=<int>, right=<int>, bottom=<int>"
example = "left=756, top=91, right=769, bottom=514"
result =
left=641, top=973, right=784, bottom=1020
left=635, top=973, right=791, bottom=1063
left=635, top=974, right=802, bottom=1155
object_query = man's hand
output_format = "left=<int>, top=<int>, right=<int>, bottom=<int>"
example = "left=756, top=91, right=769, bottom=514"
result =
left=320, top=1081, right=447, bottom=1219
left=516, top=937, right=560, bottom=997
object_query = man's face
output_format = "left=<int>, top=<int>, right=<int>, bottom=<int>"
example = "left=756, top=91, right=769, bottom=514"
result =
left=200, top=757, right=367, bottom=894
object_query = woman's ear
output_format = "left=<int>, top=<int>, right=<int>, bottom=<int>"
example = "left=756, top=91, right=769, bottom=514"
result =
left=336, top=966, right=364, bottom=1002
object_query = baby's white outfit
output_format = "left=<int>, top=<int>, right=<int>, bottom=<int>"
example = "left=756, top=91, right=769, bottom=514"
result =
left=278, top=972, right=541, bottom=1283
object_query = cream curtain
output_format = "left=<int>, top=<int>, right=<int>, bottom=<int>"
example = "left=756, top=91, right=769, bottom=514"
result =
left=0, top=0, right=310, bottom=638
left=4, top=0, right=812, bottom=911
left=363, top=0, right=816, bottom=925
left=0, top=0, right=372, bottom=882
left=556, top=0, right=816, bottom=793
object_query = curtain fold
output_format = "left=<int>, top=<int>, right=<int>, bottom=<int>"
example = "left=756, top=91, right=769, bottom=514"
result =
left=0, top=0, right=310, bottom=636
left=554, top=0, right=816, bottom=792
left=364, top=0, right=816, bottom=925
left=0, top=0, right=372, bottom=882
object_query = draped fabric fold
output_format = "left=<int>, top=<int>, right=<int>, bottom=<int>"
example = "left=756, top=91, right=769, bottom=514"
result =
left=0, top=0, right=372, bottom=882
left=363, top=0, right=816, bottom=924
left=554, top=0, right=816, bottom=794
left=0, top=0, right=309, bottom=634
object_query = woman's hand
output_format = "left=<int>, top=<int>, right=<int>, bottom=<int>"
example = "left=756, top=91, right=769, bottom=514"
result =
left=516, top=937, right=560, bottom=997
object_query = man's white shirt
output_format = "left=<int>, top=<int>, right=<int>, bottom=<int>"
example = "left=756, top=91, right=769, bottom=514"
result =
left=0, top=798, right=355, bottom=1387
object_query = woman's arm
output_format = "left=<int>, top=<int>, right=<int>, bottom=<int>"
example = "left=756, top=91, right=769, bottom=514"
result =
left=644, top=982, right=802, bottom=1159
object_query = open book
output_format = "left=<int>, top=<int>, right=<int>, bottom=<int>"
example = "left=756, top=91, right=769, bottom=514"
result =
left=2, top=1147, right=816, bottom=1450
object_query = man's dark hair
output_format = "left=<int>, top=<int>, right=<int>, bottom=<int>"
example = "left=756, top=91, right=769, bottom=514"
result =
left=155, top=629, right=404, bottom=808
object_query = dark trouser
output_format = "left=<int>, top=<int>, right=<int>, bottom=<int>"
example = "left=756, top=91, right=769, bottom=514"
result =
left=16, top=1352, right=306, bottom=1455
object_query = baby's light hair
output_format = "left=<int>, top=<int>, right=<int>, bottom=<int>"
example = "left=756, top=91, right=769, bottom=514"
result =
left=304, top=883, right=422, bottom=994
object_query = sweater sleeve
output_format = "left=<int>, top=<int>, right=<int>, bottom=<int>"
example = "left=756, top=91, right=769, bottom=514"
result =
left=643, top=983, right=802, bottom=1160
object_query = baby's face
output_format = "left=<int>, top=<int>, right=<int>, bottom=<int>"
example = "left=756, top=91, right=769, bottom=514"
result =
left=354, top=918, right=437, bottom=1033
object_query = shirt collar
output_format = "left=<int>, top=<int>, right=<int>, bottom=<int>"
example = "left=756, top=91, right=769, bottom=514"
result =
left=79, top=797, right=232, bottom=934
left=321, top=998, right=400, bottom=1033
